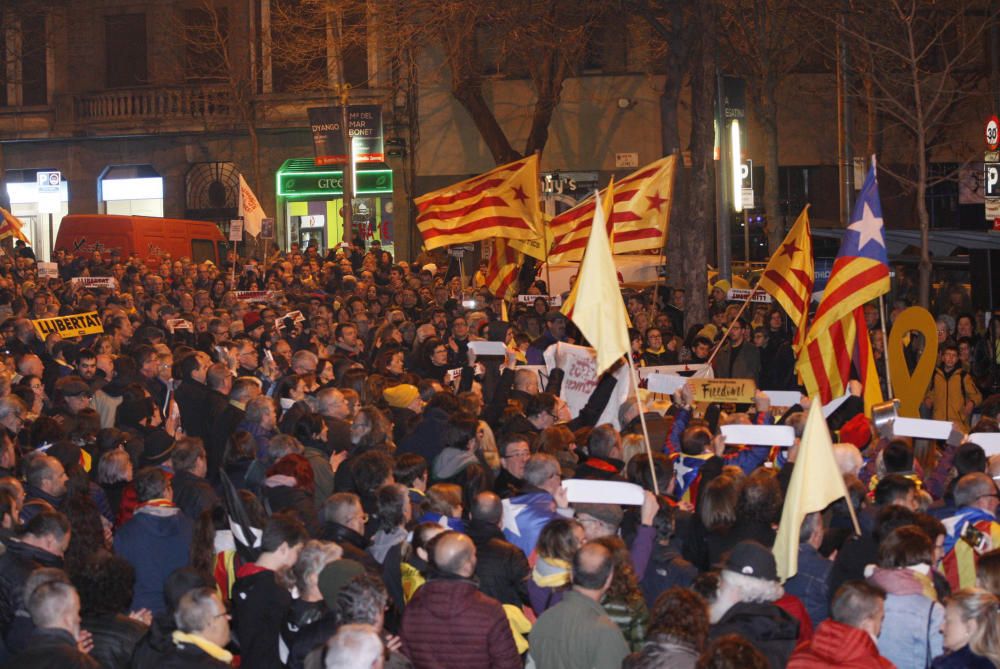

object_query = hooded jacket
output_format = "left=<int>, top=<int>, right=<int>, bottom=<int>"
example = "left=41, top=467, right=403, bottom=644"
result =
left=113, top=504, right=194, bottom=614
left=788, top=619, right=895, bottom=668
left=400, top=577, right=521, bottom=669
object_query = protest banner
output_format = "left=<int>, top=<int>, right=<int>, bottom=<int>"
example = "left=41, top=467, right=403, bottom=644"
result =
left=517, top=294, right=563, bottom=307
left=542, top=342, right=629, bottom=428
left=637, top=363, right=713, bottom=380
left=233, top=290, right=280, bottom=302
left=33, top=312, right=104, bottom=339
left=37, top=262, right=58, bottom=279
left=689, top=378, right=757, bottom=404
left=726, top=288, right=772, bottom=304
left=70, top=277, right=117, bottom=290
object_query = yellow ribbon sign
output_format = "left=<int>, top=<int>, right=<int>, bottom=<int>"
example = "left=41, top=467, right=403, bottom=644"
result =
left=887, top=306, right=937, bottom=418
left=691, top=378, right=757, bottom=404
left=32, top=312, right=104, bottom=339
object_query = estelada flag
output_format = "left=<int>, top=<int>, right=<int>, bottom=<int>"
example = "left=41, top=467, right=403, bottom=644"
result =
left=0, top=207, right=30, bottom=244
left=548, top=155, right=675, bottom=263
left=415, top=156, right=541, bottom=251
left=756, top=205, right=813, bottom=355
left=797, top=158, right=889, bottom=403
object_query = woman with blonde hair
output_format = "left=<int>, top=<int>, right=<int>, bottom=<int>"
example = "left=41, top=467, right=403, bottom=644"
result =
left=933, top=588, right=1000, bottom=668
left=621, top=434, right=647, bottom=467
left=475, top=420, right=500, bottom=472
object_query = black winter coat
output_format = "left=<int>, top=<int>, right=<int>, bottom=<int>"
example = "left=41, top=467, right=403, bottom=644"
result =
left=710, top=601, right=799, bottom=669
left=2, top=627, right=99, bottom=669
left=82, top=613, right=148, bottom=669
left=231, top=568, right=291, bottom=669
left=129, top=612, right=175, bottom=669
left=171, top=471, right=220, bottom=523
left=0, top=539, right=63, bottom=651
left=157, top=638, right=230, bottom=669
left=465, top=520, right=530, bottom=607
left=174, top=380, right=211, bottom=440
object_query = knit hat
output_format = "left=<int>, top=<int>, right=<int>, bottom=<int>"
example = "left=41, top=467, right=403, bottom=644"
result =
left=141, top=429, right=176, bottom=466
left=383, top=384, right=420, bottom=409
left=573, top=503, right=624, bottom=529
left=697, top=324, right=718, bottom=341
left=422, top=263, right=438, bottom=275
left=318, top=559, right=365, bottom=608
left=713, top=279, right=732, bottom=294
left=723, top=540, right=778, bottom=582
left=243, top=311, right=263, bottom=332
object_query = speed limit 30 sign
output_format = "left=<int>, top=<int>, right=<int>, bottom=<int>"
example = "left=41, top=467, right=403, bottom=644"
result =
left=987, top=115, right=1000, bottom=151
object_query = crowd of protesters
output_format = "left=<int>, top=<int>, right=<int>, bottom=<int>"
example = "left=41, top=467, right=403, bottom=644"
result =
left=0, top=236, right=997, bottom=669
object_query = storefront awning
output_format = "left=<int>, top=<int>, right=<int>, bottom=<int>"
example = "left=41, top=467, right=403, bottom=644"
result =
left=276, top=158, right=393, bottom=199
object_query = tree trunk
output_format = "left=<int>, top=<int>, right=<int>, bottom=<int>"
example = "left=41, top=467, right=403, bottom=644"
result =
left=760, top=75, right=782, bottom=253
left=660, top=52, right=686, bottom=304
left=524, top=50, right=564, bottom=157
left=684, top=0, right=716, bottom=327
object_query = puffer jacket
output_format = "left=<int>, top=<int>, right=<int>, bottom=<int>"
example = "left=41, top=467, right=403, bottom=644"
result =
left=82, top=613, right=148, bottom=669
left=399, top=576, right=521, bottom=669
left=868, top=566, right=944, bottom=669
left=788, top=619, right=895, bottom=668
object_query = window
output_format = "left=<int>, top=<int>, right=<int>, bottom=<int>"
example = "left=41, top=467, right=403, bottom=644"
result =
left=184, top=8, right=229, bottom=83
left=191, top=239, right=216, bottom=264
left=105, top=14, right=148, bottom=88
left=20, top=14, right=47, bottom=105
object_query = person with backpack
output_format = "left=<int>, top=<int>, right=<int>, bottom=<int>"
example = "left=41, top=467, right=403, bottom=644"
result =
left=925, top=343, right=981, bottom=432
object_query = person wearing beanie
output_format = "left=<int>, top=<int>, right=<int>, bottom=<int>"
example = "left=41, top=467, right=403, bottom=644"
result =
left=384, top=384, right=423, bottom=447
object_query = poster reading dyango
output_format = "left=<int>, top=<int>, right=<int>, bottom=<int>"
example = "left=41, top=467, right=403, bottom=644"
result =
left=307, top=106, right=384, bottom=165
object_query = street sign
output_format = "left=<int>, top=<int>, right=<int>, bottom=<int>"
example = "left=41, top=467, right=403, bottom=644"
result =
left=307, top=105, right=384, bottom=166
left=37, top=171, right=61, bottom=194
left=739, top=160, right=754, bottom=209
left=987, top=115, right=999, bottom=151
left=987, top=163, right=1000, bottom=197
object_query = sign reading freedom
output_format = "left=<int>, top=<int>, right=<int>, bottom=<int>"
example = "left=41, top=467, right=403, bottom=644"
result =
left=33, top=312, right=104, bottom=339
left=691, top=378, right=757, bottom=404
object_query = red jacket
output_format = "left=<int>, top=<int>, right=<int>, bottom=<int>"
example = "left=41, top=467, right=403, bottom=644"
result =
left=400, top=578, right=521, bottom=669
left=788, top=620, right=896, bottom=668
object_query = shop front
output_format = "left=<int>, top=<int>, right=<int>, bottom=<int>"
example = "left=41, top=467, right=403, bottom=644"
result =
left=275, top=158, right=394, bottom=255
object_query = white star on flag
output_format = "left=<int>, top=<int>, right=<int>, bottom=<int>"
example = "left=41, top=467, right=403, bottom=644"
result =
left=501, top=499, right=526, bottom=536
left=847, top=202, right=885, bottom=250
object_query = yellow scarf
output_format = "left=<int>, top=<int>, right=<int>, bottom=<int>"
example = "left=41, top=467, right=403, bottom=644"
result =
left=172, top=631, right=233, bottom=664
left=531, top=557, right=571, bottom=588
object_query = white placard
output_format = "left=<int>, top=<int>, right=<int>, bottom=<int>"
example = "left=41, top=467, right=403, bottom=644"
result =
left=70, top=276, right=117, bottom=289
left=721, top=424, right=795, bottom=447
left=468, top=340, right=507, bottom=357
left=563, top=479, right=645, bottom=506
left=761, top=390, right=802, bottom=407
left=892, top=417, right=953, bottom=440
left=638, top=363, right=713, bottom=379
left=645, top=373, right=688, bottom=395
left=517, top=294, right=563, bottom=307
left=821, top=393, right=850, bottom=418
left=726, top=288, right=772, bottom=304
left=229, top=219, right=244, bottom=241
left=37, top=262, right=58, bottom=279
left=969, top=433, right=1000, bottom=457
left=444, top=367, right=463, bottom=390
left=543, top=342, right=630, bottom=429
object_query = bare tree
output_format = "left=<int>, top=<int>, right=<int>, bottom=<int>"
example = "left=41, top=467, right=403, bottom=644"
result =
left=271, top=0, right=608, bottom=163
left=173, top=0, right=263, bottom=192
left=718, top=0, right=810, bottom=255
left=816, top=0, right=999, bottom=307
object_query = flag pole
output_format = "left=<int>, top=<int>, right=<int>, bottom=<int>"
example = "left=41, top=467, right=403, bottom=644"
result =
left=705, top=287, right=758, bottom=369
left=878, top=295, right=893, bottom=398
left=624, top=353, right=660, bottom=496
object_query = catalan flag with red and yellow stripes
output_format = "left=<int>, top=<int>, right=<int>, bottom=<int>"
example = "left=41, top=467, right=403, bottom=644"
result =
left=756, top=206, right=813, bottom=356
left=797, top=159, right=889, bottom=405
left=415, top=156, right=541, bottom=251
left=547, top=155, right=675, bottom=263
left=0, top=207, right=29, bottom=244
left=485, top=238, right=520, bottom=301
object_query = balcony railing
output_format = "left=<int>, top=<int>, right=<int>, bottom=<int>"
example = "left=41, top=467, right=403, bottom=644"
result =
left=73, top=85, right=236, bottom=123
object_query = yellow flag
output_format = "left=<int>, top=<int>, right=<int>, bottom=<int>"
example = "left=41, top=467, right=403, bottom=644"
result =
left=561, top=180, right=629, bottom=376
left=773, top=399, right=860, bottom=582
